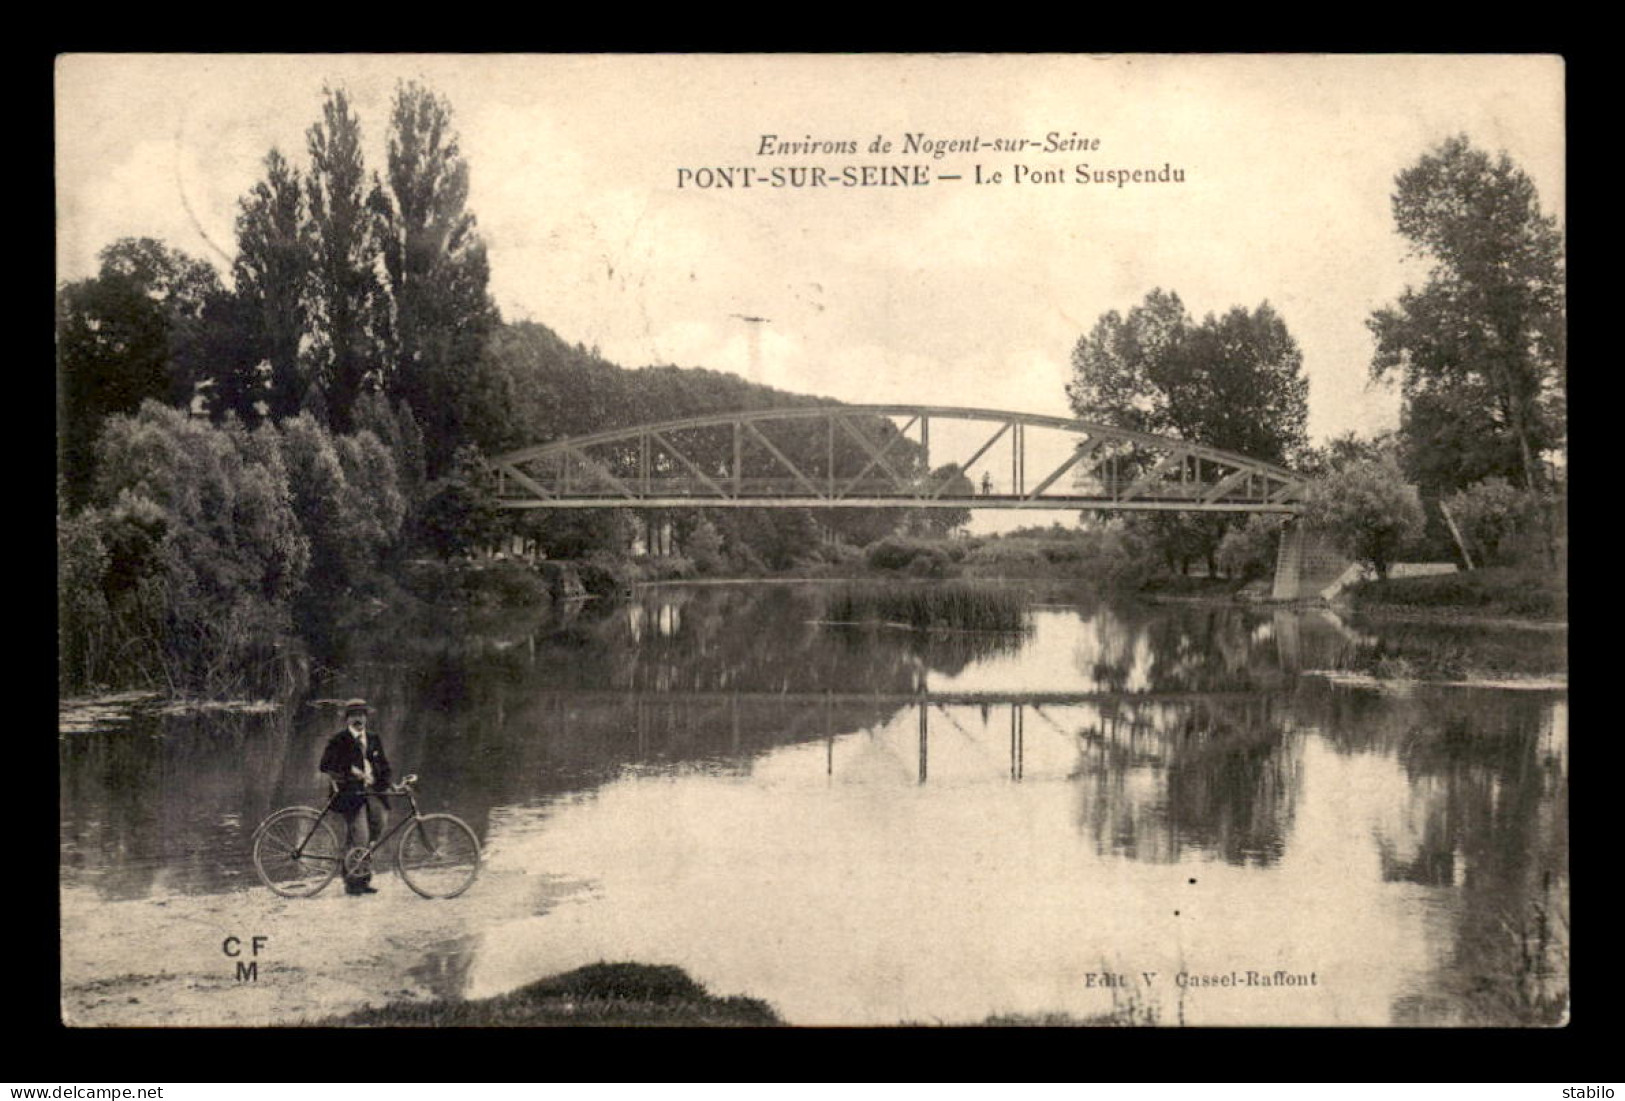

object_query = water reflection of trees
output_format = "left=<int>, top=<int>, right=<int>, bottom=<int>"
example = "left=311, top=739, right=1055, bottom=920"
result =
left=1298, top=681, right=1568, bottom=1025
left=537, top=586, right=1022, bottom=698
left=59, top=705, right=303, bottom=898
left=1069, top=695, right=1300, bottom=867
left=1080, top=603, right=1293, bottom=695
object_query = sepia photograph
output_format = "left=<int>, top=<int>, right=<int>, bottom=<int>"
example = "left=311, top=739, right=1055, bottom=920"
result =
left=56, top=53, right=1566, bottom=1029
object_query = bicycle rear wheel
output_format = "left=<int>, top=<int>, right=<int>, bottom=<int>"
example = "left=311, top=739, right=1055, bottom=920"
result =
left=253, top=808, right=342, bottom=897
left=396, top=814, right=482, bottom=899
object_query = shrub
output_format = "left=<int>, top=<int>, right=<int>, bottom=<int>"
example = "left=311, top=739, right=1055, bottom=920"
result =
left=865, top=535, right=949, bottom=572
left=904, top=549, right=951, bottom=578
left=686, top=517, right=726, bottom=575
left=61, top=403, right=314, bottom=696
left=630, top=555, right=698, bottom=582
left=1442, top=477, right=1542, bottom=567
left=964, top=540, right=1046, bottom=571
left=1302, top=458, right=1426, bottom=580
left=463, top=560, right=551, bottom=607
left=821, top=540, right=865, bottom=567
left=575, top=554, right=637, bottom=598
left=58, top=509, right=113, bottom=693
left=1215, top=514, right=1288, bottom=581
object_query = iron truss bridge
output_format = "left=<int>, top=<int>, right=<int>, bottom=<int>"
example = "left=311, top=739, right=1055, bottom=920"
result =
left=490, top=405, right=1309, bottom=513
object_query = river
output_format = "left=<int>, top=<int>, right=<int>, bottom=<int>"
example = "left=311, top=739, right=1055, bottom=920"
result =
left=59, top=581, right=1568, bottom=1026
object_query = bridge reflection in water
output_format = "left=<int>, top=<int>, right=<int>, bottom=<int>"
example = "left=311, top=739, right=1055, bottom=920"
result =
left=521, top=683, right=1299, bottom=872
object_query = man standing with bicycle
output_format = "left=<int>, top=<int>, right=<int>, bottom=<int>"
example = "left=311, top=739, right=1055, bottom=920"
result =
left=319, top=699, right=393, bottom=895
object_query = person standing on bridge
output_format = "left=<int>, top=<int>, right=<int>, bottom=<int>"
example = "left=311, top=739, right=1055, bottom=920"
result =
left=320, top=699, right=393, bottom=895
left=981, top=472, right=993, bottom=496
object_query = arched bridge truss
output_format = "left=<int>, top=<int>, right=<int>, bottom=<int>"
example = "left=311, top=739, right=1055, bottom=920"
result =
left=490, top=405, right=1308, bottom=513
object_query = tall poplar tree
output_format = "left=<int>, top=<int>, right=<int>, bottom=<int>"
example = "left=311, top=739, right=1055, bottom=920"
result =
left=304, top=86, right=385, bottom=432
left=228, top=148, right=311, bottom=421
left=371, top=81, right=498, bottom=476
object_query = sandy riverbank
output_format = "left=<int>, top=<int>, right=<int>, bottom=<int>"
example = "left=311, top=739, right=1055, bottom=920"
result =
left=60, top=866, right=585, bottom=1027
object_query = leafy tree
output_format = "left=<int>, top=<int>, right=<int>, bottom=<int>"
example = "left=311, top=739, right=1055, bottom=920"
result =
left=414, top=447, right=505, bottom=561
left=516, top=507, right=635, bottom=560
left=686, top=516, right=727, bottom=574
left=1067, top=289, right=1309, bottom=571
left=1121, top=512, right=1227, bottom=577
left=1215, top=514, right=1288, bottom=581
left=335, top=429, right=407, bottom=565
left=226, top=148, right=311, bottom=422
left=1067, top=290, right=1308, bottom=466
left=1165, top=304, right=1309, bottom=465
left=1368, top=135, right=1565, bottom=505
left=1297, top=430, right=1402, bottom=477
left=910, top=463, right=974, bottom=536
left=304, top=87, right=386, bottom=433
left=57, top=238, right=222, bottom=506
left=1302, top=457, right=1426, bottom=581
left=1066, top=288, right=1188, bottom=437
left=280, top=411, right=378, bottom=615
left=76, top=402, right=311, bottom=693
left=371, top=81, right=499, bottom=476
left=1441, top=476, right=1539, bottom=567
left=353, top=390, right=428, bottom=508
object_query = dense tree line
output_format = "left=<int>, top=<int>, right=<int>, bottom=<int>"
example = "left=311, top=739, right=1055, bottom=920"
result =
left=1367, top=134, right=1565, bottom=566
left=1063, top=135, right=1564, bottom=582
left=1066, top=290, right=1310, bottom=575
left=58, top=82, right=966, bottom=694
left=1296, top=136, right=1565, bottom=578
left=59, top=81, right=496, bottom=507
left=58, top=402, right=408, bottom=695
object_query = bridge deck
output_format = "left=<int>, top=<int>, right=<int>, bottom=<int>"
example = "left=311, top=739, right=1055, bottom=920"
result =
left=498, top=493, right=1298, bottom=512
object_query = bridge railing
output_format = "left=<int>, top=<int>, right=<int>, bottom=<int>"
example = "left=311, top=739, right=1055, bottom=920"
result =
left=492, top=473, right=1295, bottom=504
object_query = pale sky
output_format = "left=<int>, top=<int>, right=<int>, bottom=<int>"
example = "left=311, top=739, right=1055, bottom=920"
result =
left=56, top=53, right=1565, bottom=448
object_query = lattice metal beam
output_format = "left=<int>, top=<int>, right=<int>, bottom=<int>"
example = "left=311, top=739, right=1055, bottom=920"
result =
left=835, top=413, right=919, bottom=498
left=490, top=404, right=1308, bottom=513
left=744, top=421, right=824, bottom=499
left=651, top=430, right=731, bottom=499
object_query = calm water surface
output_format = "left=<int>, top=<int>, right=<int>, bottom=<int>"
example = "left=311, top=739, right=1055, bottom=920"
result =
left=59, top=582, right=1567, bottom=1025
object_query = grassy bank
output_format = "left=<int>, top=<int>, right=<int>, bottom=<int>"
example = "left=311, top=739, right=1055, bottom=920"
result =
left=308, top=962, right=780, bottom=1027
left=309, top=959, right=1167, bottom=1027
left=1346, top=567, right=1565, bottom=622
left=1327, top=619, right=1567, bottom=682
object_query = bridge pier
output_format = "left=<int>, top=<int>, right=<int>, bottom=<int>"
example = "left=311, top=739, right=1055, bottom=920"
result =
left=1271, top=520, right=1354, bottom=602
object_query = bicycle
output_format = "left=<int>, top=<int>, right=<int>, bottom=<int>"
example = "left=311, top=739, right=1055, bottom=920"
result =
left=251, top=774, right=482, bottom=899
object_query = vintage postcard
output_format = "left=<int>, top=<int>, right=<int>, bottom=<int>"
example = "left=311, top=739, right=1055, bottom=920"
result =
left=57, top=53, right=1566, bottom=1028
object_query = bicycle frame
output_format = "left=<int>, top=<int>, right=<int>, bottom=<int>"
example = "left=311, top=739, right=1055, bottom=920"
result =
left=292, top=784, right=425, bottom=865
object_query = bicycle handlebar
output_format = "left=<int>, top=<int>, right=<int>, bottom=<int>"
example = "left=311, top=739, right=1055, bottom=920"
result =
left=328, top=772, right=420, bottom=796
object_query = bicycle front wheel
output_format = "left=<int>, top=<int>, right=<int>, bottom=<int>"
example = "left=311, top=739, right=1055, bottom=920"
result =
left=253, top=808, right=342, bottom=897
left=397, top=814, right=482, bottom=899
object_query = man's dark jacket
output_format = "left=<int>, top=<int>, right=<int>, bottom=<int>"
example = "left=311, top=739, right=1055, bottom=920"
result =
left=320, top=729, right=393, bottom=814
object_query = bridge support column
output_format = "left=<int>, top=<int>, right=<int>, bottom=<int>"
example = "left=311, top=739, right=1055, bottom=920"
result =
left=1271, top=520, right=1354, bottom=601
